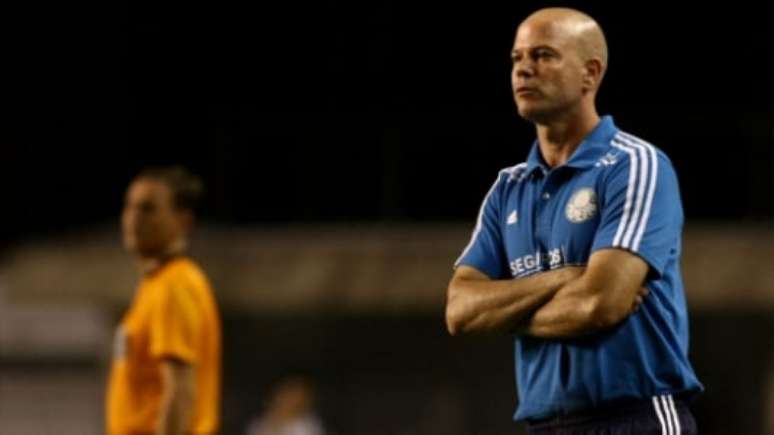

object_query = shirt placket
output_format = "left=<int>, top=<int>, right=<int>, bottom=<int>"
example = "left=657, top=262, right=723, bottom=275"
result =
left=533, top=170, right=559, bottom=256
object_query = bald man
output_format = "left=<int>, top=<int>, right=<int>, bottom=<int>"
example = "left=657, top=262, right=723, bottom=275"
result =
left=446, top=8, right=702, bottom=434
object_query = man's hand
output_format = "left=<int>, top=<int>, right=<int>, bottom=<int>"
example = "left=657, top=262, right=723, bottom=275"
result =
left=631, top=286, right=650, bottom=313
left=521, top=249, right=650, bottom=339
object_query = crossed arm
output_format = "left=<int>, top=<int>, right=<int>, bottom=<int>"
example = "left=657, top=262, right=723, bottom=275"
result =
left=445, top=248, right=649, bottom=338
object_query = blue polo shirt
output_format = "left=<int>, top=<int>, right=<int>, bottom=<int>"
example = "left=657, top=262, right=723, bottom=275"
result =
left=455, top=116, right=703, bottom=420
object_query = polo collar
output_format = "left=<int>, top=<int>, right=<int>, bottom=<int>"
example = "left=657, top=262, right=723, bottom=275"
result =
left=524, top=115, right=618, bottom=177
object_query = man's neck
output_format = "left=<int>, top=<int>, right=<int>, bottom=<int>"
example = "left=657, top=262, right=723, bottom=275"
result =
left=134, top=240, right=186, bottom=277
left=535, top=108, right=600, bottom=168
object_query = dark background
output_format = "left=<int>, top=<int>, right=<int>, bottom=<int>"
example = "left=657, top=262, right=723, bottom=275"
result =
left=2, top=0, right=772, bottom=243
left=1, top=1, right=772, bottom=434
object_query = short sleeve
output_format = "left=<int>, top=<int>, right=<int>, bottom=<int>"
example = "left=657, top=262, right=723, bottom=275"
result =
left=454, top=171, right=509, bottom=279
left=149, top=281, right=201, bottom=364
left=591, top=146, right=683, bottom=277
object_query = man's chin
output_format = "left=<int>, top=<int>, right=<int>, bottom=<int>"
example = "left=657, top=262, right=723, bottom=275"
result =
left=517, top=105, right=555, bottom=124
left=517, top=107, right=543, bottom=123
left=124, top=241, right=160, bottom=258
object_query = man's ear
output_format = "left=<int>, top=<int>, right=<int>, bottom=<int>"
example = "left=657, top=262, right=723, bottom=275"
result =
left=582, top=58, right=604, bottom=93
left=178, top=209, right=195, bottom=233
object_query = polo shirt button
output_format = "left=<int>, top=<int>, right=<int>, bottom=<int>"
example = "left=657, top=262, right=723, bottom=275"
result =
left=542, top=192, right=551, bottom=200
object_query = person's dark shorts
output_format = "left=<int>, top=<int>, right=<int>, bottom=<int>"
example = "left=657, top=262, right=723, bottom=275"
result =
left=525, top=394, right=697, bottom=435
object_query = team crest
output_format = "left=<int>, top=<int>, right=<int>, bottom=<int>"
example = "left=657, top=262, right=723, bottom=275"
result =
left=565, top=188, right=598, bottom=223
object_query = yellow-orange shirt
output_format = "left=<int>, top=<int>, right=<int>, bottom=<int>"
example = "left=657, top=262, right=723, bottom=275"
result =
left=107, top=257, right=221, bottom=435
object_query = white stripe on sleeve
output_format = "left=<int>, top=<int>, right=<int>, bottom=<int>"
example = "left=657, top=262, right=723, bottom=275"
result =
left=618, top=132, right=660, bottom=252
left=620, top=138, right=649, bottom=248
left=612, top=133, right=659, bottom=252
left=610, top=141, right=639, bottom=247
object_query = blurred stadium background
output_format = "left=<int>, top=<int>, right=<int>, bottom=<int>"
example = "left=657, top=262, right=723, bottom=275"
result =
left=1, top=0, right=772, bottom=434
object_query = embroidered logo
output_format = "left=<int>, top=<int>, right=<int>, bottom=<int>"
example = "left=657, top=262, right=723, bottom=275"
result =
left=507, top=210, right=518, bottom=225
left=565, top=188, right=598, bottom=223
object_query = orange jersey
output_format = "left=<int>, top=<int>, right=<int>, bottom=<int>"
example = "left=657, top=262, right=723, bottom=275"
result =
left=107, top=257, right=221, bottom=435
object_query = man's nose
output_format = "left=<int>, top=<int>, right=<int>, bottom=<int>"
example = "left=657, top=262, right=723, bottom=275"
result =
left=514, top=60, right=535, bottom=79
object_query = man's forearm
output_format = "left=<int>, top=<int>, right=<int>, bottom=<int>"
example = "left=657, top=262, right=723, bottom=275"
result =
left=446, top=267, right=583, bottom=335
left=519, top=279, right=604, bottom=338
left=156, top=386, right=194, bottom=435
left=521, top=278, right=643, bottom=339
left=157, top=360, right=196, bottom=435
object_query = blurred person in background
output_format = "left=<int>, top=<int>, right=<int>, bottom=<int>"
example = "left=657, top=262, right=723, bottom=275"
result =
left=446, top=7, right=702, bottom=435
left=246, top=377, right=325, bottom=435
left=107, top=166, right=221, bottom=435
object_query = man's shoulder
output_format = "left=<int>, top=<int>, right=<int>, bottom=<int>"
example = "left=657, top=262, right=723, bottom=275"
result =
left=158, top=257, right=213, bottom=294
left=595, top=130, right=680, bottom=194
left=607, top=130, right=673, bottom=167
left=497, top=162, right=529, bottom=184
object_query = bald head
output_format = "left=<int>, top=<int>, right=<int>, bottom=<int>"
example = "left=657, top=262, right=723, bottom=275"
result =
left=519, top=8, right=608, bottom=75
left=510, top=8, right=608, bottom=124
